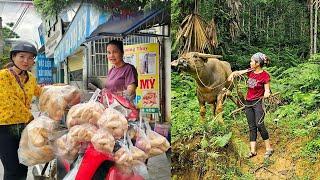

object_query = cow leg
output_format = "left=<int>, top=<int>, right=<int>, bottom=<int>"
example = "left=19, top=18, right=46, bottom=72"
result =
left=200, top=103, right=206, bottom=121
left=215, top=89, right=228, bottom=115
left=197, top=89, right=206, bottom=121
left=210, top=103, right=216, bottom=117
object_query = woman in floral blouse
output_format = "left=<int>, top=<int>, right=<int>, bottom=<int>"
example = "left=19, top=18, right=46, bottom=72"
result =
left=0, top=41, right=41, bottom=180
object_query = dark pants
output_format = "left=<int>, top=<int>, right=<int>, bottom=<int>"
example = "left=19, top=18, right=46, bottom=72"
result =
left=0, top=124, right=28, bottom=180
left=245, top=100, right=269, bottom=142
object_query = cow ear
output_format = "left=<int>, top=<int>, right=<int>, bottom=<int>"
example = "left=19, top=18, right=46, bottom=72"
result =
left=199, top=57, right=208, bottom=63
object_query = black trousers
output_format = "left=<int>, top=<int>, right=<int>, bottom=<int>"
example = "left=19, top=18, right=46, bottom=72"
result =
left=245, top=100, right=269, bottom=142
left=0, top=124, right=28, bottom=180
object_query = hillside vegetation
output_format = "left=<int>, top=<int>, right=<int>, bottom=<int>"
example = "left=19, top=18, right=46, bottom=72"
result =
left=171, top=58, right=320, bottom=179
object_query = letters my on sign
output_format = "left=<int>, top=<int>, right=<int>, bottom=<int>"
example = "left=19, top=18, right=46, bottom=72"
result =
left=140, top=78, right=156, bottom=89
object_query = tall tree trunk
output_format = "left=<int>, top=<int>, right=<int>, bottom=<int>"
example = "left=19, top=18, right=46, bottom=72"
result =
left=314, top=0, right=318, bottom=54
left=301, top=14, right=303, bottom=38
left=291, top=20, right=294, bottom=40
left=248, top=6, right=251, bottom=46
left=273, top=21, right=275, bottom=38
left=259, top=8, right=261, bottom=36
left=273, top=7, right=277, bottom=38
left=242, top=3, right=245, bottom=30
left=267, top=16, right=269, bottom=41
left=255, top=7, right=258, bottom=35
left=310, top=0, right=314, bottom=55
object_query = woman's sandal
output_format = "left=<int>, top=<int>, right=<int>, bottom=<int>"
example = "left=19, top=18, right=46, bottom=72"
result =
left=248, top=151, right=257, bottom=158
left=264, top=149, right=274, bottom=158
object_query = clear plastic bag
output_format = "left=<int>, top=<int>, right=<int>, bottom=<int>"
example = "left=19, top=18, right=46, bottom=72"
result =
left=18, top=115, right=60, bottom=166
left=26, top=115, right=59, bottom=148
left=39, top=85, right=81, bottom=121
left=132, top=161, right=149, bottom=180
left=67, top=123, right=98, bottom=143
left=91, top=129, right=115, bottom=154
left=127, top=124, right=138, bottom=140
left=54, top=134, right=81, bottom=163
left=97, top=108, right=128, bottom=140
left=134, top=122, right=151, bottom=154
left=99, top=89, right=139, bottom=122
left=66, top=101, right=105, bottom=128
left=127, top=134, right=147, bottom=165
left=145, top=121, right=170, bottom=157
left=63, top=156, right=83, bottom=180
left=114, top=139, right=133, bottom=169
left=18, top=127, right=55, bottom=166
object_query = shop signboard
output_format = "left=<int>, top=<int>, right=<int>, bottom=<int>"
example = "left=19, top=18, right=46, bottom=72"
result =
left=44, top=16, right=63, bottom=58
left=123, top=43, right=160, bottom=117
left=37, top=53, right=53, bottom=84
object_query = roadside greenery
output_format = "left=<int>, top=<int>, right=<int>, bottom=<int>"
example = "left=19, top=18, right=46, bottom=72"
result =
left=171, top=0, right=309, bottom=69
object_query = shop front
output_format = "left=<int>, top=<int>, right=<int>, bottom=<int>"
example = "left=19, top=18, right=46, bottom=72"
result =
left=84, top=2, right=171, bottom=126
left=53, top=3, right=109, bottom=86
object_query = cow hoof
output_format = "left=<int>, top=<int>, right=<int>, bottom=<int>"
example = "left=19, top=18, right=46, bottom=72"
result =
left=199, top=116, right=206, bottom=122
left=215, top=108, right=223, bottom=115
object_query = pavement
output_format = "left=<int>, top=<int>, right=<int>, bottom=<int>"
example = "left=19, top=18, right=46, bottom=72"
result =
left=146, top=153, right=171, bottom=180
left=0, top=101, right=171, bottom=180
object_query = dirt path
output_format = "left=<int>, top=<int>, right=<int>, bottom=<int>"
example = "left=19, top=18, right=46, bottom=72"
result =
left=248, top=141, right=290, bottom=180
left=238, top=126, right=320, bottom=179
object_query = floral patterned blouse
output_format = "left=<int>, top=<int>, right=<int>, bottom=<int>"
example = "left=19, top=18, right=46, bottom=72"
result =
left=0, top=69, right=41, bottom=125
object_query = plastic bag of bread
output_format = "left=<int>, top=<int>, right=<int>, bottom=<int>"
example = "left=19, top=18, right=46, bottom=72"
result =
left=127, top=135, right=147, bottom=165
left=67, top=123, right=98, bottom=143
left=26, top=115, right=59, bottom=147
left=18, top=127, right=55, bottom=166
left=41, top=84, right=81, bottom=106
left=54, top=134, right=80, bottom=162
left=113, top=139, right=138, bottom=177
left=97, top=108, right=128, bottom=139
left=91, top=129, right=115, bottom=154
left=127, top=124, right=137, bottom=140
left=147, top=130, right=170, bottom=157
left=114, top=145, right=133, bottom=167
left=134, top=126, right=151, bottom=154
left=39, top=85, right=81, bottom=121
left=66, top=101, right=105, bottom=128
left=145, top=122, right=170, bottom=157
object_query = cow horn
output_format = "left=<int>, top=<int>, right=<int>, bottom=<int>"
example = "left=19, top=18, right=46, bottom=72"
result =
left=171, top=59, right=179, bottom=67
left=193, top=52, right=223, bottom=59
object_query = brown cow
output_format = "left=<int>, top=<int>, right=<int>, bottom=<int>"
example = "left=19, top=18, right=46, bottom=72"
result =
left=171, top=52, right=235, bottom=121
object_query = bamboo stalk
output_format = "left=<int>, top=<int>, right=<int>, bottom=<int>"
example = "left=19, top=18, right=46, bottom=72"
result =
left=314, top=0, right=318, bottom=54
left=255, top=8, right=258, bottom=32
left=248, top=5, right=251, bottom=45
left=267, top=15, right=269, bottom=41
left=310, top=0, right=314, bottom=55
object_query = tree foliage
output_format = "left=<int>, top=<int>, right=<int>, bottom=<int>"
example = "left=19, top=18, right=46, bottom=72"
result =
left=171, top=0, right=310, bottom=70
left=33, top=0, right=71, bottom=18
left=34, top=0, right=163, bottom=18
left=0, top=23, right=20, bottom=67
left=2, top=27, right=19, bottom=39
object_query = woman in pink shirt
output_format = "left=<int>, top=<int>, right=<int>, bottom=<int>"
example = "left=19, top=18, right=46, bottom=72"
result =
left=228, top=52, right=273, bottom=159
left=105, top=40, right=138, bottom=102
